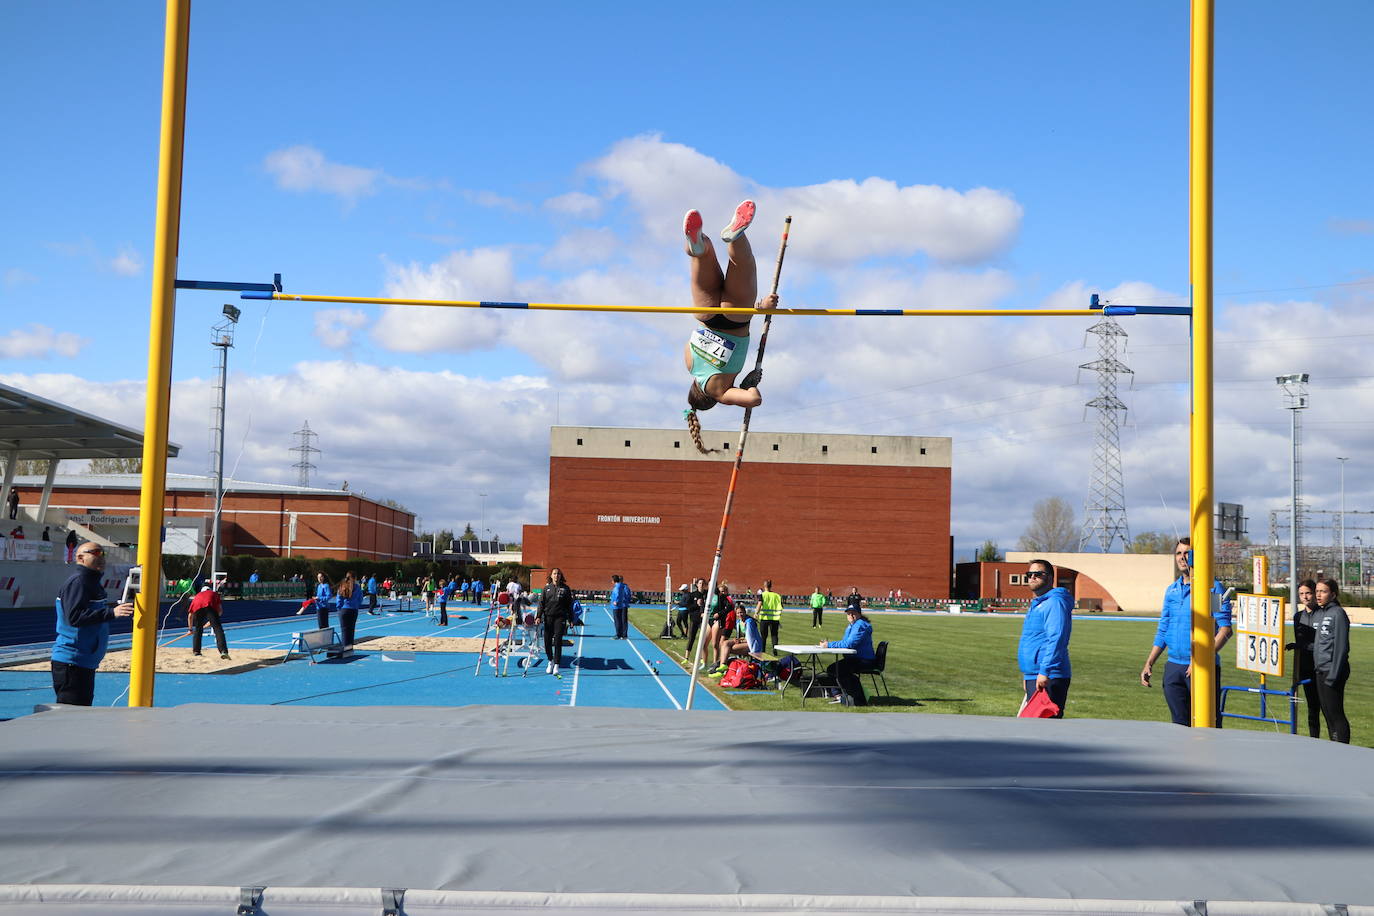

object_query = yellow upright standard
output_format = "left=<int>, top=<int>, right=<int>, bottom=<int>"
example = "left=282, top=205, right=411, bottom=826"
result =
left=130, top=0, right=193, bottom=707
left=1188, top=0, right=1217, bottom=727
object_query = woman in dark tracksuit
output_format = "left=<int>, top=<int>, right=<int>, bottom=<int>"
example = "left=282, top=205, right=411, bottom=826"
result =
left=1310, top=577, right=1351, bottom=744
left=538, top=568, right=574, bottom=677
left=1289, top=579, right=1322, bottom=738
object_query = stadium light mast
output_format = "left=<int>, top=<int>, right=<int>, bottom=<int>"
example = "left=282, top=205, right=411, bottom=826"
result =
left=209, top=304, right=240, bottom=585
left=1338, top=456, right=1348, bottom=583
left=1277, top=374, right=1309, bottom=603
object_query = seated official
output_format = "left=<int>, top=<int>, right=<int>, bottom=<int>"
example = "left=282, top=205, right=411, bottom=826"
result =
left=820, top=605, right=877, bottom=706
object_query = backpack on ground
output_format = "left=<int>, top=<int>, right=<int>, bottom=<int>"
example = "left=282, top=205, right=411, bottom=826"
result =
left=774, top=654, right=803, bottom=684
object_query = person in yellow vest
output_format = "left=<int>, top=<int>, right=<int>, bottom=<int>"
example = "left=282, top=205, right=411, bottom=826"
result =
left=809, top=586, right=825, bottom=628
left=757, top=579, right=783, bottom=653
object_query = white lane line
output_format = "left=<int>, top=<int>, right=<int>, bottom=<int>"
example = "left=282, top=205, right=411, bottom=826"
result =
left=602, top=605, right=682, bottom=711
left=569, top=611, right=588, bottom=707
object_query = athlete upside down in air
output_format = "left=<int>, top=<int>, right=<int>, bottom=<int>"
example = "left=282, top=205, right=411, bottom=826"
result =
left=681, top=200, right=778, bottom=454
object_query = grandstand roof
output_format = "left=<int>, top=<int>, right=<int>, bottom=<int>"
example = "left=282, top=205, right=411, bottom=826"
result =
left=9, top=472, right=347, bottom=497
left=0, top=381, right=180, bottom=461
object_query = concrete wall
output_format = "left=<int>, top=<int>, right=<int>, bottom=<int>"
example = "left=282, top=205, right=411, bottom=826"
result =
left=955, top=560, right=1117, bottom=609
left=1006, top=551, right=1178, bottom=614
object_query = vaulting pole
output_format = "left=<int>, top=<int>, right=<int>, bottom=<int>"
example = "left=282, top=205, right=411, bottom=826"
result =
left=129, top=0, right=192, bottom=707
left=1189, top=0, right=1217, bottom=727
left=684, top=218, right=790, bottom=711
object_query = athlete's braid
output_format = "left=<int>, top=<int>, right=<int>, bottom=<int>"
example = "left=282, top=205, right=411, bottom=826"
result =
left=685, top=409, right=717, bottom=455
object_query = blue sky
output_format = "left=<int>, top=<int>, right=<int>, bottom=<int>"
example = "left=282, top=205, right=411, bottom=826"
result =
left=3, top=1, right=1372, bottom=558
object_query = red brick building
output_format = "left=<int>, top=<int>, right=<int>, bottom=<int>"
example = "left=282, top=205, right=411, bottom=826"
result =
left=12, top=473, right=414, bottom=560
left=522, top=426, right=952, bottom=596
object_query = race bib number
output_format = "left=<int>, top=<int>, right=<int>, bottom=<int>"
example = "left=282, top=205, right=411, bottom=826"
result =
left=690, top=327, right=735, bottom=370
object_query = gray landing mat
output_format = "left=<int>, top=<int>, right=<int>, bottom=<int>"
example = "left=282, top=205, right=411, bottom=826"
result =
left=0, top=704, right=1370, bottom=913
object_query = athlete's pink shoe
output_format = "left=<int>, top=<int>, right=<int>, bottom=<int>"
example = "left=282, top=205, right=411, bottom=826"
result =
left=683, top=209, right=708, bottom=256
left=720, top=199, right=756, bottom=242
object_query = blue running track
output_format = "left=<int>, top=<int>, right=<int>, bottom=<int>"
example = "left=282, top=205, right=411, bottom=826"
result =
left=0, top=601, right=724, bottom=719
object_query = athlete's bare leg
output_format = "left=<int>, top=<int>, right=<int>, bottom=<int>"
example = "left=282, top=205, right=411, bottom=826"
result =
left=721, top=232, right=757, bottom=312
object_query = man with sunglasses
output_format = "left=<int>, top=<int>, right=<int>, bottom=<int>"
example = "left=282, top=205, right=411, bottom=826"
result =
left=1017, top=559, right=1073, bottom=717
left=50, top=542, right=134, bottom=705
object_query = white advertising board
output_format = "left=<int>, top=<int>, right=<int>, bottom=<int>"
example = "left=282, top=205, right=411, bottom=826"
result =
left=1233, top=592, right=1285, bottom=677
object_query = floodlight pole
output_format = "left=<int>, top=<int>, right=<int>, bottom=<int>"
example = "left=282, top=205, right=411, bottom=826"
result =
left=209, top=307, right=238, bottom=585
left=1338, top=457, right=1348, bottom=583
left=1277, top=374, right=1309, bottom=604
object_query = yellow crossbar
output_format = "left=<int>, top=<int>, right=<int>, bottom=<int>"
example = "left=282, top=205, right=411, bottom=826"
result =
left=252, top=291, right=1099, bottom=318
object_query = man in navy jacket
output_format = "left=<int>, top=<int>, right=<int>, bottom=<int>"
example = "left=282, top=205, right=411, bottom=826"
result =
left=51, top=542, right=134, bottom=705
left=1017, top=559, right=1073, bottom=718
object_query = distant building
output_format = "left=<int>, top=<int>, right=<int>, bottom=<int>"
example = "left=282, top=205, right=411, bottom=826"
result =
left=955, top=552, right=1178, bottom=614
left=9, top=473, right=413, bottom=560
left=522, top=426, right=952, bottom=596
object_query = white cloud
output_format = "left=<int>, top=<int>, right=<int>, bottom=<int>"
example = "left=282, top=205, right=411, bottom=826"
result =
left=542, top=228, right=619, bottom=268
left=464, top=190, right=530, bottom=213
left=43, top=239, right=146, bottom=277
left=586, top=133, right=1022, bottom=264
left=3, top=268, right=38, bottom=289
left=263, top=145, right=382, bottom=200
left=109, top=244, right=143, bottom=276
left=1328, top=218, right=1373, bottom=236
left=313, top=309, right=369, bottom=349
left=372, top=247, right=518, bottom=353
left=544, top=191, right=603, bottom=219
left=0, top=324, right=89, bottom=359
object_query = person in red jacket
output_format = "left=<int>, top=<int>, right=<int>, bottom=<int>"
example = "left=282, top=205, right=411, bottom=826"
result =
left=187, top=585, right=229, bottom=659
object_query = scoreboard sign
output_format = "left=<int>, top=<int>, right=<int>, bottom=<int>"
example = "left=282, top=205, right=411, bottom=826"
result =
left=1233, top=593, right=1285, bottom=677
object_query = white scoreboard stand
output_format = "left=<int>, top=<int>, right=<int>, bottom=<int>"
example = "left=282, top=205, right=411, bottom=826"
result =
left=1233, top=592, right=1285, bottom=677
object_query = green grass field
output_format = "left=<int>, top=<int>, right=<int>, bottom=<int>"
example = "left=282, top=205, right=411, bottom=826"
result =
left=628, top=607, right=1374, bottom=747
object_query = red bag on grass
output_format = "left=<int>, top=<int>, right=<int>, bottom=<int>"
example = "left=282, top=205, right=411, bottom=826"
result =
left=1018, top=686, right=1061, bottom=718
left=719, top=659, right=762, bottom=689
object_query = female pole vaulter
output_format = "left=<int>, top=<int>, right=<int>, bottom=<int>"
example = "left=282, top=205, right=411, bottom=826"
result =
left=681, top=200, right=778, bottom=454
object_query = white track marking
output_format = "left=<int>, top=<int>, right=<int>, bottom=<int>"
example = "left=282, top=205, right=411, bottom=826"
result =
left=602, top=605, right=682, bottom=710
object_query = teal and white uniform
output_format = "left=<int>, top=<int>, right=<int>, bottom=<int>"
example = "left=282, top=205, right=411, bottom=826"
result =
left=688, top=326, right=750, bottom=391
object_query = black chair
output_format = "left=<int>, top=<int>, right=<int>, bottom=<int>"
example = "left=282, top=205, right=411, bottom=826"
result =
left=864, top=641, right=890, bottom=698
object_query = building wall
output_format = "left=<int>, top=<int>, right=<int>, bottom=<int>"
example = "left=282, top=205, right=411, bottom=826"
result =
left=1006, top=551, right=1179, bottom=614
left=535, top=427, right=952, bottom=596
left=521, top=524, right=549, bottom=569
left=34, top=485, right=413, bottom=560
left=954, top=561, right=1117, bottom=610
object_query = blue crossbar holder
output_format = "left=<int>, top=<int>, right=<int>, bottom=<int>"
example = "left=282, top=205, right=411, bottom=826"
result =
left=1219, top=683, right=1301, bottom=734
left=177, top=273, right=283, bottom=293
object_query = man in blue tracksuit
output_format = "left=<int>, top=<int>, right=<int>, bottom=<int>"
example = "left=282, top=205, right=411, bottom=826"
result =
left=1017, top=558, right=1073, bottom=718
left=1140, top=537, right=1233, bottom=726
left=51, top=542, right=134, bottom=705
left=609, top=574, right=632, bottom=639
